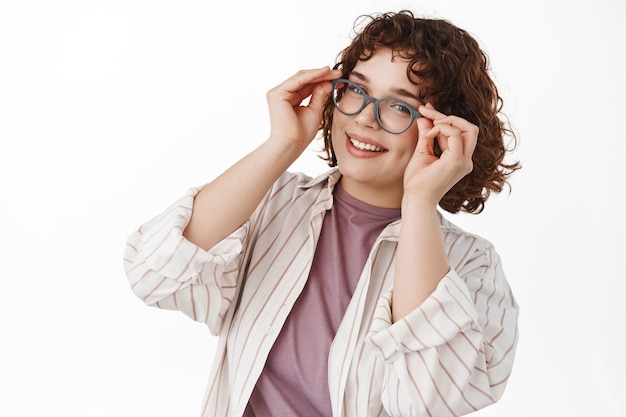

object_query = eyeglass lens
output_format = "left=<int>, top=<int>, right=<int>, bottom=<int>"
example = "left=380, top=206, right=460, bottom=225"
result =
left=332, top=79, right=416, bottom=134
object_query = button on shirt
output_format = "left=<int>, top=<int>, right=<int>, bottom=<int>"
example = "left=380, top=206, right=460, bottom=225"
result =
left=124, top=169, right=519, bottom=417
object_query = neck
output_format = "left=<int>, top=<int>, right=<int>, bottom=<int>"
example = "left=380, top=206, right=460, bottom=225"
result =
left=338, top=177, right=403, bottom=209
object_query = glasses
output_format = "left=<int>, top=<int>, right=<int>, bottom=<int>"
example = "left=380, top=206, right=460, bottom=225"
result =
left=330, top=78, right=421, bottom=134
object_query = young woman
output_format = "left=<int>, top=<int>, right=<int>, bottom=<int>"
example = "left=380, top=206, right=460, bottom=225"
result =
left=124, top=10, right=520, bottom=417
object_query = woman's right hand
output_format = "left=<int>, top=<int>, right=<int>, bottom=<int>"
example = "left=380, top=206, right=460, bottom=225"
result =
left=266, top=66, right=342, bottom=151
left=184, top=67, right=340, bottom=251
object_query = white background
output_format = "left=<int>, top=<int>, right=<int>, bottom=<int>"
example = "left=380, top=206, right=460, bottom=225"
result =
left=1, top=0, right=625, bottom=416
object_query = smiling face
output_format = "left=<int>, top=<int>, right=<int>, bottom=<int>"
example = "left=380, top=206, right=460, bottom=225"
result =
left=331, top=47, right=422, bottom=208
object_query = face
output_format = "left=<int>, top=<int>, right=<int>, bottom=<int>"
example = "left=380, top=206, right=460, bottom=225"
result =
left=331, top=47, right=422, bottom=208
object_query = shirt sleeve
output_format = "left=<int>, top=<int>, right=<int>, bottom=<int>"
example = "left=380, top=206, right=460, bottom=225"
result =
left=365, top=241, right=518, bottom=416
left=123, top=186, right=250, bottom=336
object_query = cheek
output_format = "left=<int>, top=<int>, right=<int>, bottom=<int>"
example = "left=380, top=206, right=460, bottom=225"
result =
left=330, top=124, right=341, bottom=148
left=330, top=112, right=348, bottom=143
left=332, top=108, right=348, bottom=129
left=397, top=128, right=419, bottom=156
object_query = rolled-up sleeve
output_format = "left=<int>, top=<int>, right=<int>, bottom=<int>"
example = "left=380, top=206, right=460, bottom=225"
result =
left=123, top=187, right=249, bottom=335
left=365, top=242, right=518, bottom=416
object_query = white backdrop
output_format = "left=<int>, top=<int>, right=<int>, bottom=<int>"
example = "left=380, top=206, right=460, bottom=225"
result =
left=1, top=0, right=625, bottom=416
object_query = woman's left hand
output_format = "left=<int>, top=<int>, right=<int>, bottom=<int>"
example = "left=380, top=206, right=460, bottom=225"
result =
left=402, top=104, right=478, bottom=207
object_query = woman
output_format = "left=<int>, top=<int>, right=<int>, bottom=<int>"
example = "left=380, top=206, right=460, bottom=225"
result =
left=124, top=10, right=520, bottom=417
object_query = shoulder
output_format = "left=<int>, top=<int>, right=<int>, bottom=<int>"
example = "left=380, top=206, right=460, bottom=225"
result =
left=270, top=168, right=340, bottom=197
left=439, top=213, right=492, bottom=246
left=251, top=169, right=340, bottom=222
left=438, top=214, right=501, bottom=271
left=276, top=168, right=340, bottom=186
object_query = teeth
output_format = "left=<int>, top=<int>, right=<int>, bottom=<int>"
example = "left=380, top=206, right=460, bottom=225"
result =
left=349, top=137, right=385, bottom=152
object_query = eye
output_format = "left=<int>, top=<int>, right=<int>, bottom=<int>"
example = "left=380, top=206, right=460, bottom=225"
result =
left=389, top=100, right=412, bottom=115
left=346, top=82, right=365, bottom=96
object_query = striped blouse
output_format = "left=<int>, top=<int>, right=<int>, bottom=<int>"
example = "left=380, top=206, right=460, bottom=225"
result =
left=124, top=168, right=518, bottom=417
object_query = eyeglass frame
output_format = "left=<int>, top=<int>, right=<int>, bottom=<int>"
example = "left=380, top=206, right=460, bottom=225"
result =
left=329, top=78, right=422, bottom=134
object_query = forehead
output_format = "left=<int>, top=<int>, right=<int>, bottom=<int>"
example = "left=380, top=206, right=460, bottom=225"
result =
left=352, top=48, right=418, bottom=88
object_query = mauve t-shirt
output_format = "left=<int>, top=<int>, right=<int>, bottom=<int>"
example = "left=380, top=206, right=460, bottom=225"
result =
left=244, top=182, right=401, bottom=417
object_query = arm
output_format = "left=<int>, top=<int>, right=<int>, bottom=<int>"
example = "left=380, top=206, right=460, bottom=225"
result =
left=183, top=67, right=342, bottom=250
left=392, top=104, right=478, bottom=321
left=376, top=106, right=517, bottom=415
left=368, top=244, right=518, bottom=416
left=123, top=189, right=249, bottom=334
left=124, top=67, right=341, bottom=332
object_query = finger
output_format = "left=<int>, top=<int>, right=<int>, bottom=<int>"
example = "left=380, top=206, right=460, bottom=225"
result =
left=419, top=106, right=464, bottom=155
left=420, top=107, right=478, bottom=157
left=420, top=105, right=478, bottom=134
left=277, top=68, right=342, bottom=107
left=433, top=115, right=478, bottom=136
left=415, top=115, right=436, bottom=154
left=282, top=67, right=342, bottom=94
left=428, top=124, right=464, bottom=155
left=437, top=119, right=478, bottom=158
left=307, top=82, right=333, bottom=114
left=418, top=103, right=448, bottom=121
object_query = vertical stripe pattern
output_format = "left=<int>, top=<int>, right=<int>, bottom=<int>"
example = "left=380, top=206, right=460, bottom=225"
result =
left=123, top=169, right=518, bottom=417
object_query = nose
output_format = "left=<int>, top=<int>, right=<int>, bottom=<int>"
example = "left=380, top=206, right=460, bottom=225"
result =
left=354, top=99, right=379, bottom=129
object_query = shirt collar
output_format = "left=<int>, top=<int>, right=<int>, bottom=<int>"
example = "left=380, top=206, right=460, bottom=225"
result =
left=297, top=167, right=342, bottom=190
left=296, top=168, right=446, bottom=240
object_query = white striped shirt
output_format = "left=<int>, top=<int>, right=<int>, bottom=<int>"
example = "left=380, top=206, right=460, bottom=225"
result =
left=124, top=169, right=518, bottom=417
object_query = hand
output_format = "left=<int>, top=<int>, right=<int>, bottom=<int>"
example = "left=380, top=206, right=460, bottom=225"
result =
left=265, top=67, right=342, bottom=151
left=403, top=104, right=478, bottom=207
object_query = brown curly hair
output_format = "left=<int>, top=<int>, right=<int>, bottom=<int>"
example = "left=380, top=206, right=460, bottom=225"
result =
left=320, top=10, right=520, bottom=214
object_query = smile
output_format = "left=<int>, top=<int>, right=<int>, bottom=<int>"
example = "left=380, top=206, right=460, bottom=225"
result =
left=349, top=137, right=386, bottom=152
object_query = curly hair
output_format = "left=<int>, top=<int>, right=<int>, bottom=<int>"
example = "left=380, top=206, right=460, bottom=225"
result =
left=320, top=10, right=520, bottom=214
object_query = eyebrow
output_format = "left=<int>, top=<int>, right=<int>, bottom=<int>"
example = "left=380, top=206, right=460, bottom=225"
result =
left=349, top=71, right=422, bottom=103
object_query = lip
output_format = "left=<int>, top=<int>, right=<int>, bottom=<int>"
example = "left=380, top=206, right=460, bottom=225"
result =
left=344, top=133, right=387, bottom=158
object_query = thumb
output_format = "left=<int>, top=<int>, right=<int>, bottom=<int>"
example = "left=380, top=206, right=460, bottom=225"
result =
left=307, top=82, right=332, bottom=115
left=415, top=114, right=436, bottom=154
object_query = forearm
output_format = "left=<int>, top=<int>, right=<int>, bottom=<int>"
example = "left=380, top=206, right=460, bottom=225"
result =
left=183, top=139, right=302, bottom=251
left=183, top=67, right=340, bottom=251
left=391, top=196, right=449, bottom=322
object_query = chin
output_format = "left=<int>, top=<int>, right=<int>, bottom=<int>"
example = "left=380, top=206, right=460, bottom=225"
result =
left=337, top=164, right=384, bottom=187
